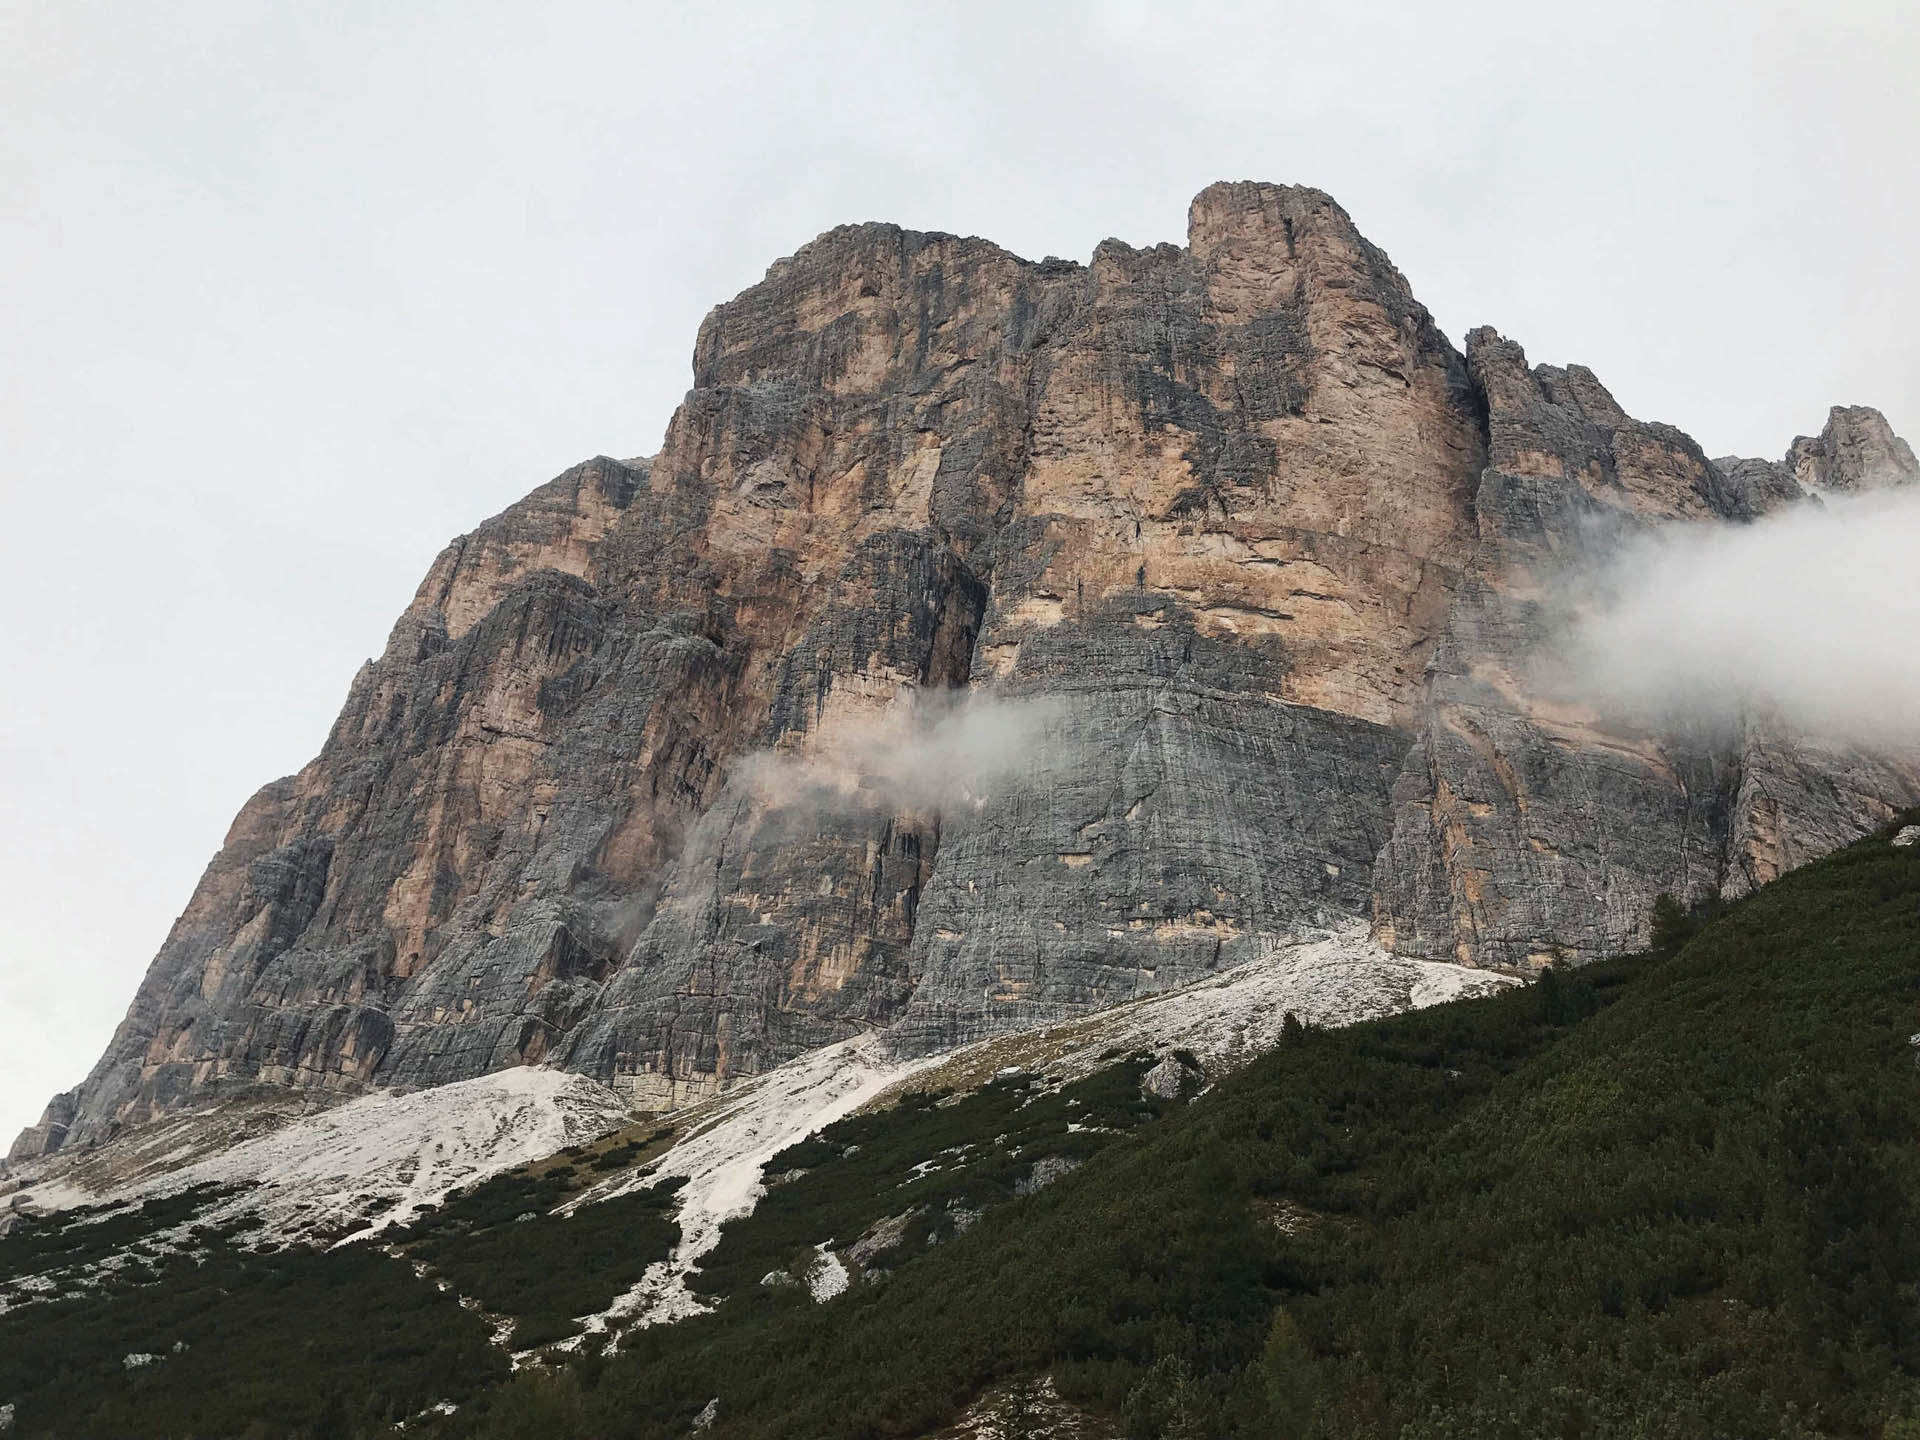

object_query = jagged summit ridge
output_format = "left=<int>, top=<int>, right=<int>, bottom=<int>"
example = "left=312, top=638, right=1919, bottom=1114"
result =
left=1714, top=403, right=1919, bottom=517
left=14, top=182, right=1916, bottom=1161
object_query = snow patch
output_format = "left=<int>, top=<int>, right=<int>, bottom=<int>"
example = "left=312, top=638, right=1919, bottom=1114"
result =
left=563, top=1034, right=944, bottom=1333
left=9, top=1067, right=630, bottom=1246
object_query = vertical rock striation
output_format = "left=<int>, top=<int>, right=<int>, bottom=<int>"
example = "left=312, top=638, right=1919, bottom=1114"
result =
left=15, top=183, right=1917, bottom=1159
left=1373, top=351, right=1920, bottom=968
left=885, top=183, right=1485, bottom=1052
left=1369, top=330, right=1736, bottom=968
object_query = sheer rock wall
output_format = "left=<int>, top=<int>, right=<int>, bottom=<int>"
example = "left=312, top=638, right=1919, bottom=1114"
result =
left=15, top=182, right=1916, bottom=1157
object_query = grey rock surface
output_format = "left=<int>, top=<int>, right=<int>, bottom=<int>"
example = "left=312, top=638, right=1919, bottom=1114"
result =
left=844, top=1209, right=919, bottom=1270
left=1013, top=1155, right=1083, bottom=1195
left=1711, top=454, right=1804, bottom=519
left=1789, top=405, right=1920, bottom=492
left=1140, top=1056, right=1193, bottom=1102
left=15, top=182, right=1918, bottom=1160
left=1371, top=330, right=1919, bottom=968
left=1371, top=327, right=1739, bottom=969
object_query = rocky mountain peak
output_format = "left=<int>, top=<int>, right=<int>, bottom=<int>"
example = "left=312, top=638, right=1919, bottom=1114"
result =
left=1464, top=324, right=1724, bottom=521
left=1185, top=180, right=1338, bottom=252
left=1789, top=404, right=1919, bottom=492
left=1711, top=402, right=1916, bottom=520
left=15, top=182, right=1916, bottom=1162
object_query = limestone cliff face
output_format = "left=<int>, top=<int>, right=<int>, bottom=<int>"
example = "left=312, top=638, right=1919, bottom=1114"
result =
left=15, top=183, right=1917, bottom=1158
left=1788, top=405, right=1920, bottom=492
left=1716, top=404, right=1920, bottom=517
left=1369, top=330, right=1736, bottom=968
left=1369, top=338, right=1919, bottom=968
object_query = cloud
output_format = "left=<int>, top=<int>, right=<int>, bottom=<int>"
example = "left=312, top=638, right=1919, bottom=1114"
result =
left=737, top=691, right=1071, bottom=813
left=1561, top=486, right=1920, bottom=748
left=630, top=691, right=1069, bottom=917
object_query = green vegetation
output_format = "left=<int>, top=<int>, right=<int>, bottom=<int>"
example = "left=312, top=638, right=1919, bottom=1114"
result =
left=0, top=1158, right=681, bottom=1432
left=527, top=959, right=1641, bottom=1439
left=0, top=1184, right=251, bottom=1285
left=5, top=811, right=1918, bottom=1438
left=0, top=1226, right=504, bottom=1438
left=691, top=1057, right=1170, bottom=1298
left=397, top=1167, right=683, bottom=1348
left=464, top=810, right=1920, bottom=1439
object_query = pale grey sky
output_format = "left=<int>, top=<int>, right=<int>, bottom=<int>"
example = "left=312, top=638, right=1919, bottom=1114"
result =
left=3, top=0, right=1915, bottom=1144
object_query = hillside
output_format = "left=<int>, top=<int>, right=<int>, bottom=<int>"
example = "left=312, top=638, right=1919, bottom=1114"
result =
left=5, top=812, right=1917, bottom=1437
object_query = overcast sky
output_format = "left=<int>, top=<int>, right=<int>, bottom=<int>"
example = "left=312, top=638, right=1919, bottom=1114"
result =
left=2, top=0, right=1915, bottom=1146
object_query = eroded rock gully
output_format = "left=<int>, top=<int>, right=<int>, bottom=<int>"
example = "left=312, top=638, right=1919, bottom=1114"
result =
left=15, top=182, right=1917, bottom=1159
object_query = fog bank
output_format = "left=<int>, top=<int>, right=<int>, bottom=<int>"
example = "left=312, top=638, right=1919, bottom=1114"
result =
left=1563, top=488, right=1920, bottom=748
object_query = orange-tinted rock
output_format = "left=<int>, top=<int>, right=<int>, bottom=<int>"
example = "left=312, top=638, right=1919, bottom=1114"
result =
left=15, top=185, right=1916, bottom=1159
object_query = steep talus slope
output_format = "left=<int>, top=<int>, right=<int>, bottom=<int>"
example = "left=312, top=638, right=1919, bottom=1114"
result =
left=13, top=182, right=1917, bottom=1160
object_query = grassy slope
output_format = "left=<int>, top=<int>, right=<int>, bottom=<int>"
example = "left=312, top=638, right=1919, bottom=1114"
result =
left=0, top=1226, right=508, bottom=1438
left=6, top=813, right=1917, bottom=1439
left=0, top=1156, right=679, bottom=1435
left=528, top=813, right=1920, bottom=1440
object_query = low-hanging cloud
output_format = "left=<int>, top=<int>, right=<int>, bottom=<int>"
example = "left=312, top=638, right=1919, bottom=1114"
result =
left=621, top=691, right=1072, bottom=935
left=736, top=690, right=1073, bottom=814
left=1562, top=487, right=1920, bottom=749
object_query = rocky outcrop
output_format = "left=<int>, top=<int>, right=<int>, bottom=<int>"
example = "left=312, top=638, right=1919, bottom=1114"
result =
left=8, top=1092, right=75, bottom=1163
left=1370, top=334, right=1918, bottom=969
left=1714, top=403, right=1919, bottom=518
left=1711, top=454, right=1803, bottom=520
left=1788, top=405, right=1919, bottom=492
left=1369, top=329, right=1738, bottom=968
left=1720, top=720, right=1920, bottom=898
left=16, top=182, right=1917, bottom=1159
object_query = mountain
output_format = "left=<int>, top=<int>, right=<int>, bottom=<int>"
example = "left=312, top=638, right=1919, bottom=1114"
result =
left=13, top=181, right=1918, bottom=1162
left=5, top=812, right=1917, bottom=1437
